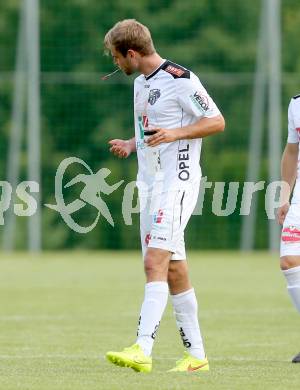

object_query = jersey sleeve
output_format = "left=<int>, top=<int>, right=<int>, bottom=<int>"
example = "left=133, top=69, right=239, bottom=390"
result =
left=176, top=74, right=221, bottom=119
left=287, top=99, right=299, bottom=143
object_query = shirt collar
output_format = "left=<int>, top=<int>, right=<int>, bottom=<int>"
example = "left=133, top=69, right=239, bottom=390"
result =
left=145, top=59, right=167, bottom=81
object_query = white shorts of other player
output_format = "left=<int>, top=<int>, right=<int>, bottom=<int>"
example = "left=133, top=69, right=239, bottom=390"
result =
left=280, top=203, right=300, bottom=257
left=140, top=184, right=199, bottom=261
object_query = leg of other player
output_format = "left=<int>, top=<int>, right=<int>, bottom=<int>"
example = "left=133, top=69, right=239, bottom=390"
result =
left=168, top=260, right=206, bottom=362
left=280, top=255, right=300, bottom=363
left=135, top=248, right=171, bottom=356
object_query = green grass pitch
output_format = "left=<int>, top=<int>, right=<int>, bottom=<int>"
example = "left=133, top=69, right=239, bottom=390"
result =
left=0, top=251, right=299, bottom=389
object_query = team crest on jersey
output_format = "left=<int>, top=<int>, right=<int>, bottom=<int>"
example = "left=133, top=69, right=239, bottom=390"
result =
left=148, top=89, right=161, bottom=105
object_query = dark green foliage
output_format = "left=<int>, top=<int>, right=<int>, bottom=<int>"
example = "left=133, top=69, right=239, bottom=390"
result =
left=0, top=0, right=299, bottom=249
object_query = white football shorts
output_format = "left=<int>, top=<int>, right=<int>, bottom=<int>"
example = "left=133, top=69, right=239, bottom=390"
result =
left=139, top=186, right=199, bottom=260
left=280, top=204, right=300, bottom=257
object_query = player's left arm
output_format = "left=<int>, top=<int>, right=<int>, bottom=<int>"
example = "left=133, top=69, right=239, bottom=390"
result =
left=146, top=76, right=224, bottom=147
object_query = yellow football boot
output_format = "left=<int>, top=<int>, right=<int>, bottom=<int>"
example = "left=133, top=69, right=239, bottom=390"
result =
left=168, top=351, right=209, bottom=372
left=106, top=344, right=152, bottom=373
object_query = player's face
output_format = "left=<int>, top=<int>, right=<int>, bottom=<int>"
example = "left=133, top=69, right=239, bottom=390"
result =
left=111, top=47, right=137, bottom=75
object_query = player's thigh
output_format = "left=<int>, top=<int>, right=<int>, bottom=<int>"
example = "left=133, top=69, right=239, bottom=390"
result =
left=170, top=188, right=199, bottom=259
left=171, top=235, right=186, bottom=261
left=179, top=187, right=200, bottom=231
left=149, top=188, right=199, bottom=256
left=139, top=195, right=153, bottom=258
left=146, top=190, right=183, bottom=254
left=280, top=204, right=300, bottom=269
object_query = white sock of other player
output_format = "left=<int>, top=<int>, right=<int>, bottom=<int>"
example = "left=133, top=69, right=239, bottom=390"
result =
left=282, top=265, right=300, bottom=312
left=171, top=288, right=205, bottom=360
left=136, top=281, right=168, bottom=356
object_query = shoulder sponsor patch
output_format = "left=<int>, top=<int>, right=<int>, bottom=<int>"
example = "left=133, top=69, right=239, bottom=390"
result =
left=162, top=61, right=190, bottom=79
left=190, top=91, right=209, bottom=112
left=165, top=65, right=185, bottom=77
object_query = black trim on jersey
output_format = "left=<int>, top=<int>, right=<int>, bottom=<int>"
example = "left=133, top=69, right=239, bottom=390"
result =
left=145, top=60, right=191, bottom=80
left=161, top=60, right=190, bottom=79
left=293, top=94, right=300, bottom=100
left=179, top=191, right=185, bottom=225
left=145, top=60, right=168, bottom=80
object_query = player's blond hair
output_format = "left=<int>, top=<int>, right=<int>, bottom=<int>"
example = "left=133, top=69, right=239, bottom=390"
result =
left=104, top=19, right=155, bottom=57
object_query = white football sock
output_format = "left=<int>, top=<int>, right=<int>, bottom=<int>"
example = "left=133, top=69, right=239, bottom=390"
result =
left=171, top=288, right=205, bottom=360
left=136, top=281, right=168, bottom=356
left=282, top=265, right=300, bottom=313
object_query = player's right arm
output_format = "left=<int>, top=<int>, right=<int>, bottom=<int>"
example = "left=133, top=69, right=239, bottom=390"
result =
left=277, top=99, right=299, bottom=225
left=108, top=137, right=136, bottom=158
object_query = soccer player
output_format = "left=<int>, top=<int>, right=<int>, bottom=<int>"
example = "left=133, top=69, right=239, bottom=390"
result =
left=104, top=19, right=225, bottom=372
left=277, top=94, right=300, bottom=363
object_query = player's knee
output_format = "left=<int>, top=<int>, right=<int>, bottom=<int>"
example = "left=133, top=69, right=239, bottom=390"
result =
left=280, top=256, right=299, bottom=270
left=167, top=263, right=187, bottom=287
left=144, top=258, right=156, bottom=276
left=144, top=254, right=167, bottom=278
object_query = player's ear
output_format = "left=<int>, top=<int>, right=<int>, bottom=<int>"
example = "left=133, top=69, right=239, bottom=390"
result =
left=127, top=49, right=135, bottom=59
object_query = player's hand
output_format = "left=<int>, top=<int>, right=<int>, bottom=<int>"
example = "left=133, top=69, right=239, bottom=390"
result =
left=277, top=203, right=290, bottom=225
left=146, top=128, right=177, bottom=147
left=108, top=139, right=132, bottom=158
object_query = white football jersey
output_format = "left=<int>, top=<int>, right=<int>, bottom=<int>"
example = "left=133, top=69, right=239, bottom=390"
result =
left=133, top=60, right=221, bottom=194
left=287, top=94, right=300, bottom=204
